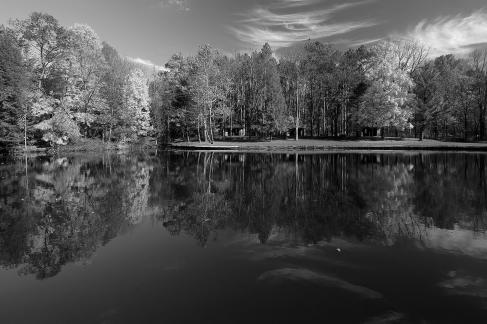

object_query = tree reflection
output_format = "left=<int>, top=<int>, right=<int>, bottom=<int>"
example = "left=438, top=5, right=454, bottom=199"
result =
left=0, top=154, right=152, bottom=279
left=154, top=152, right=487, bottom=246
left=1, top=152, right=487, bottom=279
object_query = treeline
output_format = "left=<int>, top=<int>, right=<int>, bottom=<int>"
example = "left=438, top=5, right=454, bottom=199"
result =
left=0, top=12, right=152, bottom=148
left=153, top=40, right=487, bottom=142
left=2, top=12, right=487, bottom=149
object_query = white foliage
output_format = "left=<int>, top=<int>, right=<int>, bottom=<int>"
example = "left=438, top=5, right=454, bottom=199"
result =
left=30, top=92, right=57, bottom=117
left=358, top=41, right=415, bottom=129
left=34, top=109, right=81, bottom=144
left=123, top=69, right=152, bottom=136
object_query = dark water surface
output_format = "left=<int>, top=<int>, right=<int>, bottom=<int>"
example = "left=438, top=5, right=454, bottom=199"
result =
left=1, top=151, right=487, bottom=323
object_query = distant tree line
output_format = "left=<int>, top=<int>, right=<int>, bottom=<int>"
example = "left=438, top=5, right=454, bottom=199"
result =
left=2, top=12, right=487, bottom=149
left=153, top=40, right=487, bottom=142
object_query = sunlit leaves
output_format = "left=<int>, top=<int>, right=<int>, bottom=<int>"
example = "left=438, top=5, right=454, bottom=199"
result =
left=358, top=41, right=415, bottom=129
left=123, top=69, right=152, bottom=137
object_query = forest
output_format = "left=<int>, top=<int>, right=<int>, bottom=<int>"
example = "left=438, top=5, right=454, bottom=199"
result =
left=1, top=12, right=487, bottom=149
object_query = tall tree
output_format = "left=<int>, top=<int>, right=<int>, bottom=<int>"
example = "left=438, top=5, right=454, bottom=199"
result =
left=255, top=43, right=288, bottom=137
left=100, top=42, right=131, bottom=140
left=10, top=12, right=69, bottom=92
left=412, top=60, right=439, bottom=140
left=279, top=46, right=306, bottom=140
left=66, top=24, right=108, bottom=137
left=0, top=27, right=29, bottom=147
left=122, top=69, right=152, bottom=138
left=150, top=53, right=194, bottom=143
left=358, top=41, right=414, bottom=135
left=190, top=45, right=225, bottom=143
left=470, top=49, right=487, bottom=140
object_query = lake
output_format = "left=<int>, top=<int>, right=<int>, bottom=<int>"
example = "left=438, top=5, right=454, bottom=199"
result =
left=1, top=151, right=487, bottom=323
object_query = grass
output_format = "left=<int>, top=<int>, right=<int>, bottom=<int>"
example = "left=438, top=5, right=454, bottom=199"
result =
left=169, top=138, right=487, bottom=151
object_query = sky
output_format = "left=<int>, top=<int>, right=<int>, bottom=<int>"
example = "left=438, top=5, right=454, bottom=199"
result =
left=1, top=0, right=487, bottom=69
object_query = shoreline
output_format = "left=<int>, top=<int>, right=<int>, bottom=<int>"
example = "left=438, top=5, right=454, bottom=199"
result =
left=6, top=139, right=487, bottom=156
left=168, top=139, right=487, bottom=152
left=4, top=140, right=158, bottom=157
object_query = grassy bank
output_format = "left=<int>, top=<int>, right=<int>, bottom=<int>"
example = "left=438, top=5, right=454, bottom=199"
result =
left=7, top=138, right=158, bottom=156
left=169, top=138, right=487, bottom=152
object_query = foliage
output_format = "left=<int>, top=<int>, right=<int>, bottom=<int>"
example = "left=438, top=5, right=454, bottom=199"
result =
left=357, top=41, right=415, bottom=130
left=3, top=11, right=487, bottom=147
left=0, top=27, right=29, bottom=146
left=122, top=69, right=152, bottom=137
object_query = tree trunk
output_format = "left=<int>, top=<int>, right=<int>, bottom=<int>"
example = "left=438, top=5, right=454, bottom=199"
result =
left=323, top=98, right=326, bottom=137
left=197, top=117, right=202, bottom=143
left=295, top=82, right=299, bottom=141
left=479, top=104, right=485, bottom=140
left=24, top=112, right=27, bottom=152
left=167, top=118, right=171, bottom=144
left=208, top=106, right=214, bottom=144
left=203, top=117, right=210, bottom=143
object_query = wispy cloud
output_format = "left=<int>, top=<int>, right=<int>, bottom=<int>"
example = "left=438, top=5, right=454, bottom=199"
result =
left=128, top=57, right=167, bottom=71
left=229, top=0, right=378, bottom=48
left=406, top=10, right=487, bottom=57
left=159, top=0, right=190, bottom=11
left=272, top=0, right=319, bottom=9
left=332, top=37, right=383, bottom=47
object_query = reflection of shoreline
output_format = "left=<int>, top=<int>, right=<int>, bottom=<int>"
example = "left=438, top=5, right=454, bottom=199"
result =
left=0, top=154, right=152, bottom=279
left=157, top=152, right=487, bottom=250
left=2, top=152, right=487, bottom=279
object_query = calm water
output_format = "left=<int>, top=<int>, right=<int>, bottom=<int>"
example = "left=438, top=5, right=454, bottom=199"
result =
left=1, top=151, right=487, bottom=323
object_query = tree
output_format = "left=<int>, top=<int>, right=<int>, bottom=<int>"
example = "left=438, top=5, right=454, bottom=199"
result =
left=10, top=12, right=69, bottom=92
left=0, top=27, right=29, bottom=147
left=254, top=43, right=287, bottom=137
left=101, top=42, right=131, bottom=141
left=190, top=45, right=225, bottom=143
left=301, top=41, right=339, bottom=136
left=150, top=53, right=195, bottom=143
left=65, top=24, right=108, bottom=137
left=470, top=49, right=487, bottom=140
left=122, top=69, right=152, bottom=138
left=412, top=60, right=439, bottom=140
left=278, top=46, right=306, bottom=140
left=392, top=39, right=429, bottom=75
left=419, top=55, right=470, bottom=139
left=358, top=41, right=414, bottom=135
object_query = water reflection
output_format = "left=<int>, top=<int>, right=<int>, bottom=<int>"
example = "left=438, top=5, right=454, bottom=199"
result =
left=154, top=152, right=487, bottom=248
left=1, top=152, right=487, bottom=280
left=0, top=154, right=152, bottom=279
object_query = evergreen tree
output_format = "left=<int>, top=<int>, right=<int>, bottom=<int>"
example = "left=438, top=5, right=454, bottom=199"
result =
left=0, top=27, right=28, bottom=146
left=257, top=43, right=288, bottom=136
